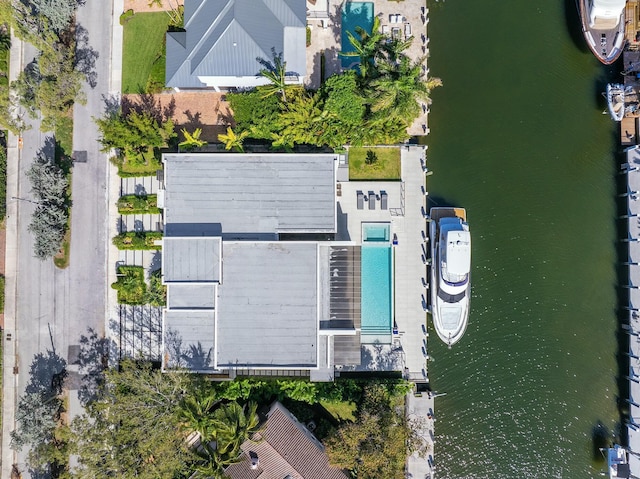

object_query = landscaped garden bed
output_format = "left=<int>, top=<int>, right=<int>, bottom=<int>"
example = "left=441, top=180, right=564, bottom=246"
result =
left=118, top=194, right=160, bottom=214
left=112, top=231, right=163, bottom=250
left=348, top=146, right=401, bottom=180
left=111, top=265, right=147, bottom=305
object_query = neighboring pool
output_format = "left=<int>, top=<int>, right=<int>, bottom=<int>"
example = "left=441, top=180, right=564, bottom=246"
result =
left=341, top=2, right=375, bottom=69
left=361, top=245, right=393, bottom=341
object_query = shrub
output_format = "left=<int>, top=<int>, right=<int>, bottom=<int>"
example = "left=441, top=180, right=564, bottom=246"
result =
left=306, top=26, right=311, bottom=47
left=119, top=9, right=134, bottom=25
left=365, top=149, right=378, bottom=165
left=112, top=231, right=163, bottom=250
left=117, top=194, right=160, bottom=214
left=111, top=265, right=146, bottom=305
left=145, top=269, right=166, bottom=306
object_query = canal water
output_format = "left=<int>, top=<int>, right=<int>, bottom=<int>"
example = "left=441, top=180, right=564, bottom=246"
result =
left=426, top=0, right=622, bottom=477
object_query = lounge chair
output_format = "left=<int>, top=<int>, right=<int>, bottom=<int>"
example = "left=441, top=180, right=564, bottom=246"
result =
left=368, top=191, right=375, bottom=210
left=405, top=23, right=412, bottom=37
left=380, top=191, right=388, bottom=210
left=357, top=190, right=364, bottom=210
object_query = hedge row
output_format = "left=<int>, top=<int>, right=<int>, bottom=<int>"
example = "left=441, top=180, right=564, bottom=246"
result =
left=117, top=194, right=160, bottom=215
left=112, top=231, right=163, bottom=250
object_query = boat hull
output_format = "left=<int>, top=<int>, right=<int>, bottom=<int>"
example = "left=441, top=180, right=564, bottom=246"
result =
left=578, top=0, right=625, bottom=65
left=429, top=207, right=470, bottom=347
left=606, top=83, right=626, bottom=121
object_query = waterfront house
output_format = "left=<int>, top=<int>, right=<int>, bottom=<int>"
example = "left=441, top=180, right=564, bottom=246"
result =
left=224, top=401, right=348, bottom=479
left=159, top=152, right=403, bottom=379
left=165, top=0, right=306, bottom=91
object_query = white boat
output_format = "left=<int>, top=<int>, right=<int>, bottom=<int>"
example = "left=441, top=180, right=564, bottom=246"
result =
left=606, top=444, right=630, bottom=478
left=579, top=0, right=626, bottom=65
left=607, top=83, right=626, bottom=121
left=429, top=207, right=471, bottom=347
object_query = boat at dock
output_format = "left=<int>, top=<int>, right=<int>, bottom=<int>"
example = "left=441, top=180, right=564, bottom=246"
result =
left=578, top=0, right=626, bottom=65
left=607, top=83, right=628, bottom=121
left=604, top=444, right=630, bottom=478
left=429, top=207, right=471, bottom=347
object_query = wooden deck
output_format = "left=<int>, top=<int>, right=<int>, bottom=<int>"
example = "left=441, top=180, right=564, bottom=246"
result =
left=627, top=0, right=640, bottom=49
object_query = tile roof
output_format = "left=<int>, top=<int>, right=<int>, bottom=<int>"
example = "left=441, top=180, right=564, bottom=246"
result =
left=225, top=402, right=349, bottom=479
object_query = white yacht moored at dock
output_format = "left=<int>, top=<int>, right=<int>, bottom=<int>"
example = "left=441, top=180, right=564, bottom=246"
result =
left=579, top=0, right=626, bottom=64
left=429, top=207, right=471, bottom=347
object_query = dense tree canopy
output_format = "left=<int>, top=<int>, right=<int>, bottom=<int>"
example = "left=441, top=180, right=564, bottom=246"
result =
left=94, top=107, right=175, bottom=165
left=26, top=149, right=69, bottom=259
left=72, top=360, right=195, bottom=479
left=226, top=24, right=440, bottom=149
left=325, top=384, right=429, bottom=479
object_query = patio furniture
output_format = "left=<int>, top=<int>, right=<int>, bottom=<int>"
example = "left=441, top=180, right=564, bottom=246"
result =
left=382, top=24, right=389, bottom=35
left=357, top=190, right=364, bottom=210
left=380, top=191, right=388, bottom=210
left=368, top=191, right=375, bottom=210
left=405, top=23, right=412, bottom=37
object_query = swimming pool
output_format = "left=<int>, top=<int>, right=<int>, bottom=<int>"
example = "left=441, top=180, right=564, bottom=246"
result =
left=341, top=2, right=375, bottom=69
left=361, top=245, right=393, bottom=342
left=362, top=222, right=390, bottom=243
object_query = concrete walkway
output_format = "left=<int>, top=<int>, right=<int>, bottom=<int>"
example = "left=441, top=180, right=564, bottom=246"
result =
left=623, top=146, right=640, bottom=475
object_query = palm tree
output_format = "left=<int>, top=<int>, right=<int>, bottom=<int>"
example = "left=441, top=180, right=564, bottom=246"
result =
left=179, top=127, right=207, bottom=151
left=275, top=94, right=324, bottom=147
left=340, top=16, right=384, bottom=78
left=257, top=49, right=297, bottom=103
left=178, top=388, right=219, bottom=442
left=369, top=56, right=442, bottom=120
left=382, top=36, right=413, bottom=64
left=213, top=402, right=260, bottom=455
left=218, top=126, right=249, bottom=152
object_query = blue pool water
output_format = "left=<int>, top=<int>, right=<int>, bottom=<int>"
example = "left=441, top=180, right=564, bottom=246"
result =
left=361, top=245, right=392, bottom=337
left=362, top=222, right=390, bottom=242
left=341, top=2, right=375, bottom=69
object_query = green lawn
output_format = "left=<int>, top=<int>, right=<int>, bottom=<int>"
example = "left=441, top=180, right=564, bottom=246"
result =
left=117, top=154, right=163, bottom=177
left=348, top=147, right=401, bottom=180
left=122, top=12, right=170, bottom=93
left=320, top=400, right=357, bottom=422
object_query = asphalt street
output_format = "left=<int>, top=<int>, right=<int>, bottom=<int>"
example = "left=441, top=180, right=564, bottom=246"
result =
left=1, top=2, right=113, bottom=476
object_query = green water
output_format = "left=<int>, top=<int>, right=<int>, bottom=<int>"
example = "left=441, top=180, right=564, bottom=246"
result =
left=426, top=1, right=621, bottom=477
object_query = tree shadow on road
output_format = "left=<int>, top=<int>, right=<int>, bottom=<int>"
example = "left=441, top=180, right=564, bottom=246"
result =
left=75, top=328, right=115, bottom=407
left=24, top=349, right=67, bottom=397
left=74, top=23, right=99, bottom=89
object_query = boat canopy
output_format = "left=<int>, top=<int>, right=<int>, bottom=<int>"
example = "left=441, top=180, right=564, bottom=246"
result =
left=444, top=230, right=471, bottom=278
left=590, top=0, right=625, bottom=29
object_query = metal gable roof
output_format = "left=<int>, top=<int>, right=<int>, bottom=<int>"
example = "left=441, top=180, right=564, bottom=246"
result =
left=166, top=0, right=305, bottom=87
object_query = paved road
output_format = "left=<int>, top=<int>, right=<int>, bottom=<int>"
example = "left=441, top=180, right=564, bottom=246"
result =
left=1, top=1, right=113, bottom=476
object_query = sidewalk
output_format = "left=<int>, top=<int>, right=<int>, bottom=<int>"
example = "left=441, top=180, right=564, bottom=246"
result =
left=1, top=29, right=23, bottom=479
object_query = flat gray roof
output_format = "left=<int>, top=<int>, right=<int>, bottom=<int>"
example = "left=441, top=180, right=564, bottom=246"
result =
left=163, top=237, right=221, bottom=282
left=167, top=283, right=216, bottom=309
left=216, top=242, right=318, bottom=368
left=163, top=153, right=336, bottom=236
left=163, top=310, right=216, bottom=371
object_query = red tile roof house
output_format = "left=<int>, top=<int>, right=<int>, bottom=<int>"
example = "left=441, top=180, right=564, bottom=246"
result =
left=224, top=401, right=349, bottom=479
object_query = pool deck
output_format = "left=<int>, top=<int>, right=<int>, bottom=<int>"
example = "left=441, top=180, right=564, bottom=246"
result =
left=305, top=0, right=431, bottom=136
left=336, top=145, right=435, bottom=477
